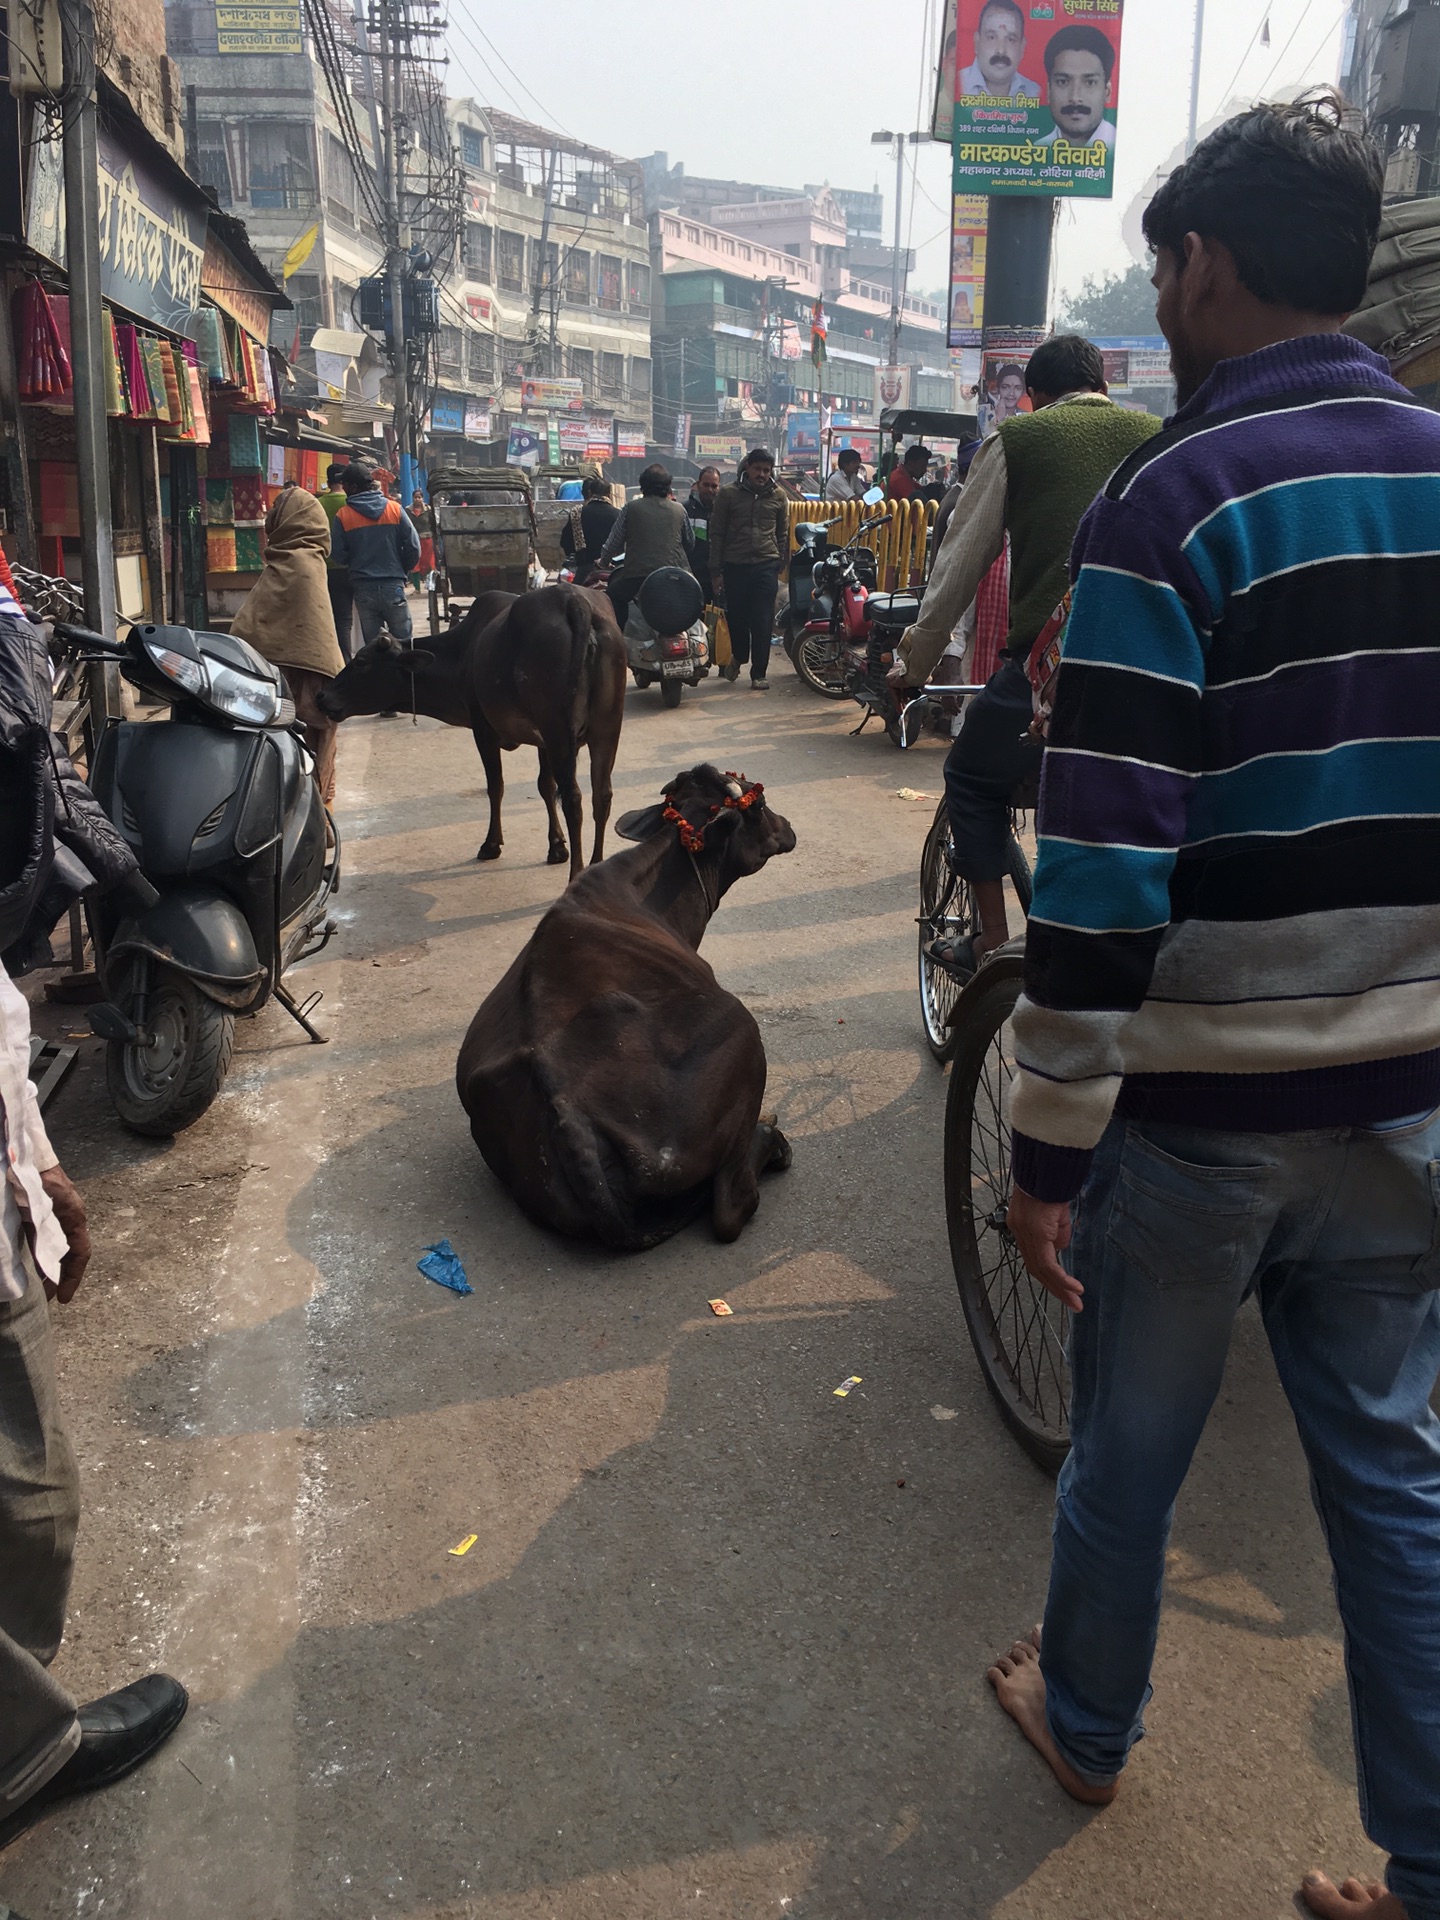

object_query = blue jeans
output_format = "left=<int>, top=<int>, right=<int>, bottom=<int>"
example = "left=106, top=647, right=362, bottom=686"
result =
left=352, top=578, right=412, bottom=646
left=1044, top=1112, right=1440, bottom=1918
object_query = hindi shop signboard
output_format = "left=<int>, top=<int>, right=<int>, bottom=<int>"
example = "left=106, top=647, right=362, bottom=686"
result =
left=952, top=0, right=1124, bottom=200
left=215, top=0, right=302, bottom=53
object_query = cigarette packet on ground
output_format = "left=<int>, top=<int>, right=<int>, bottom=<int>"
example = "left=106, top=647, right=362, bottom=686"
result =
left=833, top=1375, right=862, bottom=1397
left=448, top=1533, right=478, bottom=1557
left=708, top=1298, right=733, bottom=1316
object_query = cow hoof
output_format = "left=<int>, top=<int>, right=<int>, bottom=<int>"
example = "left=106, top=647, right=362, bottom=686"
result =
left=765, top=1125, right=793, bottom=1173
left=547, top=842, right=569, bottom=866
left=477, top=843, right=502, bottom=862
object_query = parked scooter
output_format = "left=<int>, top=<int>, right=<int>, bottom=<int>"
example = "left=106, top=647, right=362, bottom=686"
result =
left=52, top=618, right=340, bottom=1135
left=623, top=566, right=710, bottom=709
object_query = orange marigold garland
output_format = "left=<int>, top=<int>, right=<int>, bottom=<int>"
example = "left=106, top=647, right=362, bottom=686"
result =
left=663, top=774, right=764, bottom=853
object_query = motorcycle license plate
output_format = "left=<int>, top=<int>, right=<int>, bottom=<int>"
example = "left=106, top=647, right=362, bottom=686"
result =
left=661, top=661, right=689, bottom=677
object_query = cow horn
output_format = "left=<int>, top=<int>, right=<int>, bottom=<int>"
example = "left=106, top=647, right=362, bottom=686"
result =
left=725, top=779, right=743, bottom=800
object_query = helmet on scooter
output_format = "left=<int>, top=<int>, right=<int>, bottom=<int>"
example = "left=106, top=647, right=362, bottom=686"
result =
left=637, top=567, right=704, bottom=635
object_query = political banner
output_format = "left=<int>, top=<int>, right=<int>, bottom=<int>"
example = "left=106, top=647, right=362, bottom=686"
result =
left=949, top=194, right=988, bottom=348
left=521, top=376, right=583, bottom=412
left=978, top=326, right=1047, bottom=435
left=952, top=0, right=1124, bottom=200
left=933, top=0, right=959, bottom=141
left=506, top=424, right=542, bottom=470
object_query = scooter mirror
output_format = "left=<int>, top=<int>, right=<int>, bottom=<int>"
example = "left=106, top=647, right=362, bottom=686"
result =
left=861, top=486, right=885, bottom=506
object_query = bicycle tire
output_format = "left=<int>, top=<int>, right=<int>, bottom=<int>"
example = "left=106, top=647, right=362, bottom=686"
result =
left=943, top=955, right=1070, bottom=1474
left=917, top=800, right=972, bottom=1062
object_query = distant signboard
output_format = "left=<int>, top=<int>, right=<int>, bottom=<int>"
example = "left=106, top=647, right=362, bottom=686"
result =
left=952, top=0, right=1124, bottom=199
left=429, top=393, right=465, bottom=434
left=1091, top=337, right=1173, bottom=391
left=506, top=424, right=542, bottom=470
left=948, top=194, right=987, bottom=348
left=464, top=398, right=492, bottom=438
left=521, top=376, right=583, bottom=412
left=216, top=0, right=302, bottom=53
left=694, top=434, right=746, bottom=463
left=978, top=326, right=1048, bottom=436
left=615, top=423, right=647, bottom=459
left=559, top=415, right=589, bottom=454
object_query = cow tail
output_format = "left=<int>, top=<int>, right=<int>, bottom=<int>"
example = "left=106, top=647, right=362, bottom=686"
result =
left=567, top=586, right=597, bottom=730
left=535, top=1058, right=636, bottom=1250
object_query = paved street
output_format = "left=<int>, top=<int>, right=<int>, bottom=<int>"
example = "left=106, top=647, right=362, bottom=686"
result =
left=3, top=656, right=1381, bottom=1920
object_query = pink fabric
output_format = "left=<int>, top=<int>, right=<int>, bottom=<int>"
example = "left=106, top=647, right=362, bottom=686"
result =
left=972, top=541, right=1010, bottom=685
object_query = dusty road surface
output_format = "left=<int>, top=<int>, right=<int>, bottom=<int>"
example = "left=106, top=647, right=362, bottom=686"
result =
left=5, top=653, right=1381, bottom=1920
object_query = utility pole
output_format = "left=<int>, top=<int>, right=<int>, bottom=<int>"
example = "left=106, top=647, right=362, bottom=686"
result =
left=1188, top=0, right=1207, bottom=154
left=871, top=130, right=925, bottom=365
left=377, top=0, right=411, bottom=489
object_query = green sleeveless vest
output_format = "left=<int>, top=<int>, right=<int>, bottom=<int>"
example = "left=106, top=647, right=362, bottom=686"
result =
left=997, top=397, right=1161, bottom=660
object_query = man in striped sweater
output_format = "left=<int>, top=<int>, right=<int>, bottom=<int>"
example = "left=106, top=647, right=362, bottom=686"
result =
left=988, top=97, right=1440, bottom=1920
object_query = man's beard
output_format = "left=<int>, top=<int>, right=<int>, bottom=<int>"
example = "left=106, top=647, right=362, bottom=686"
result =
left=1170, top=340, right=1204, bottom=408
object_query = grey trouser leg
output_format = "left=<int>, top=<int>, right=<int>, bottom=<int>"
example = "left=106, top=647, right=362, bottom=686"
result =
left=0, top=1274, right=82, bottom=1808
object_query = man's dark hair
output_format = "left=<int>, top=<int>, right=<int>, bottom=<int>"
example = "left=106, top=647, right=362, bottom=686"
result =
left=1043, top=23, right=1115, bottom=80
left=581, top=474, right=610, bottom=500
left=697, top=465, right=721, bottom=482
left=979, top=0, right=1024, bottom=32
left=326, top=463, right=346, bottom=486
left=904, top=443, right=932, bottom=464
left=1142, top=92, right=1382, bottom=314
left=742, top=447, right=774, bottom=468
left=340, top=464, right=376, bottom=495
left=838, top=448, right=862, bottom=467
left=638, top=463, right=672, bottom=496
left=1024, top=334, right=1105, bottom=397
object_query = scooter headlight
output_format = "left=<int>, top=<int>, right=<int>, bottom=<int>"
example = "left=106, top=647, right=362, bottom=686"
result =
left=142, top=636, right=207, bottom=697
left=205, top=661, right=281, bottom=726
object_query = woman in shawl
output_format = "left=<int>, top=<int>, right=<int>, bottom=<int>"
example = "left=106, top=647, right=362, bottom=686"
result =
left=231, top=486, right=345, bottom=805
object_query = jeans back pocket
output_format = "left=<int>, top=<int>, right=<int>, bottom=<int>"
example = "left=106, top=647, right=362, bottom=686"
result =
left=1109, top=1127, right=1278, bottom=1292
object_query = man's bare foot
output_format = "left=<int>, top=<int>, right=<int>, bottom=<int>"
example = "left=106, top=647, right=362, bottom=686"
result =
left=986, top=1627, right=1119, bottom=1807
left=1300, top=1871, right=1409, bottom=1918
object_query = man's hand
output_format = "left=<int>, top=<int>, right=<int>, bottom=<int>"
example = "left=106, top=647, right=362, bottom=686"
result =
left=886, top=662, right=910, bottom=688
left=39, top=1166, right=90, bottom=1303
left=711, top=581, right=725, bottom=605
left=1007, top=1189, right=1082, bottom=1311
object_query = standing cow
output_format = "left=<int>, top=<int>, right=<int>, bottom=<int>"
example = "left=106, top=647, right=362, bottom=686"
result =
left=317, top=584, right=624, bottom=879
left=456, top=765, right=796, bottom=1251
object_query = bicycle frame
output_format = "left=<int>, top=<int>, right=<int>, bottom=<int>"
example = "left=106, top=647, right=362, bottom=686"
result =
left=897, top=682, right=985, bottom=749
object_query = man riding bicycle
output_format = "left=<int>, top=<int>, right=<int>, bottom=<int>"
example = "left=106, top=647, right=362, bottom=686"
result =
left=890, top=334, right=1159, bottom=972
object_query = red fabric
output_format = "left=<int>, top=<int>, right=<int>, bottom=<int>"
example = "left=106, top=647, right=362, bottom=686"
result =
left=886, top=467, right=918, bottom=501
left=0, top=547, right=17, bottom=602
left=972, top=541, right=1011, bottom=685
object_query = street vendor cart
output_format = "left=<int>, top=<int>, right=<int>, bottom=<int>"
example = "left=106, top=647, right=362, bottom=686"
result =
left=426, top=466, right=537, bottom=633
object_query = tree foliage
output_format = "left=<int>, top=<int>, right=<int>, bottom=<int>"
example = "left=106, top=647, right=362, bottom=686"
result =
left=1057, top=262, right=1159, bottom=337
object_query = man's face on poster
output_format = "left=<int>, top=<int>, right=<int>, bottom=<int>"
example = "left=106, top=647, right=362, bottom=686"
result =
left=1048, top=48, right=1111, bottom=141
left=975, top=5, right=1025, bottom=92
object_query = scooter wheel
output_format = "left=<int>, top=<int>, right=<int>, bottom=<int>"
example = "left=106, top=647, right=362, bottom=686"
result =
left=106, top=964, right=235, bottom=1137
left=660, top=676, right=685, bottom=709
left=632, top=669, right=654, bottom=689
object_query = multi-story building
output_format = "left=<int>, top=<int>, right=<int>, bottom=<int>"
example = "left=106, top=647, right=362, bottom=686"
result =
left=1341, top=0, right=1440, bottom=198
left=437, top=105, right=655, bottom=466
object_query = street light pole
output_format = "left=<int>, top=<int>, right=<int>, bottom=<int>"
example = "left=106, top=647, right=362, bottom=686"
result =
left=890, top=134, right=904, bottom=364
left=1188, top=0, right=1207, bottom=153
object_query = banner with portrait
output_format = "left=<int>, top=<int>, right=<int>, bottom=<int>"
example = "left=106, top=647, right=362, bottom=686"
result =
left=952, top=0, right=1124, bottom=200
left=978, top=327, right=1047, bottom=435
left=949, top=194, right=988, bottom=348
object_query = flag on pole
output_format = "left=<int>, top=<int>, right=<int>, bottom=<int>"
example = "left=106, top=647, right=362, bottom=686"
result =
left=810, top=296, right=827, bottom=372
left=281, top=223, right=320, bottom=280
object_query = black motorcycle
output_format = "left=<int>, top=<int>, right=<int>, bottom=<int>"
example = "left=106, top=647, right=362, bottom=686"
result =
left=54, top=619, right=339, bottom=1136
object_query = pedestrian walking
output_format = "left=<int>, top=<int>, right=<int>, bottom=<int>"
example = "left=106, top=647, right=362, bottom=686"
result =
left=683, top=466, right=721, bottom=603
left=231, top=486, right=345, bottom=804
left=991, top=94, right=1440, bottom=1920
left=330, top=463, right=422, bottom=650
left=316, top=462, right=355, bottom=661
left=708, top=448, right=788, bottom=689
left=0, top=588, right=188, bottom=1856
left=409, top=490, right=435, bottom=591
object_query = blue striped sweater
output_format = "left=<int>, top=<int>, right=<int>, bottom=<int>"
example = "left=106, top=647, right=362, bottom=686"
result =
left=1012, top=333, right=1440, bottom=1203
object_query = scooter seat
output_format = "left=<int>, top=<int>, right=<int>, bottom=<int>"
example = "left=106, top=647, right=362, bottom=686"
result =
left=867, top=593, right=922, bottom=627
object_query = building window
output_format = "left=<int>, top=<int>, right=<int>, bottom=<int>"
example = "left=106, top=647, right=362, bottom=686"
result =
left=626, top=260, right=650, bottom=313
left=531, top=237, right=559, bottom=296
left=467, top=331, right=494, bottom=382
left=684, top=224, right=700, bottom=243
left=438, top=326, right=463, bottom=377
left=629, top=357, right=651, bottom=397
left=325, top=132, right=366, bottom=229
left=273, top=272, right=320, bottom=348
left=600, top=352, right=624, bottom=394
left=502, top=337, right=528, bottom=383
left=564, top=248, right=590, bottom=303
left=460, top=125, right=484, bottom=169
left=194, top=119, right=232, bottom=206
left=248, top=122, right=316, bottom=209
left=498, top=230, right=525, bottom=292
left=569, top=346, right=593, bottom=390
left=464, top=223, right=492, bottom=279
left=597, top=254, right=622, bottom=311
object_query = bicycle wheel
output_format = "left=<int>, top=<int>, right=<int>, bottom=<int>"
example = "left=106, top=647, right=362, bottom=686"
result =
left=917, top=800, right=973, bottom=1062
left=943, top=955, right=1070, bottom=1474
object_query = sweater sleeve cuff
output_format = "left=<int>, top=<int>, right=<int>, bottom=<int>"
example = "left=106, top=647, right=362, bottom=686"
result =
left=1011, top=1130, right=1095, bottom=1204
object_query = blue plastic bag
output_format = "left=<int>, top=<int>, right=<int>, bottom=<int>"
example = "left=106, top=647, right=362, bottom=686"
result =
left=418, top=1239, right=472, bottom=1295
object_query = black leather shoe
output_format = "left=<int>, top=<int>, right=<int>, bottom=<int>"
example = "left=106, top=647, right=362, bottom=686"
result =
left=0, top=1674, right=188, bottom=1850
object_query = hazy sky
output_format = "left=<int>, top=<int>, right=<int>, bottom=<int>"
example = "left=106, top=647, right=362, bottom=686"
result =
left=445, top=0, right=1350, bottom=311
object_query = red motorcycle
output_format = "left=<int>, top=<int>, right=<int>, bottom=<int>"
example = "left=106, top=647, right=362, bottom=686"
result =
left=782, top=510, right=887, bottom=698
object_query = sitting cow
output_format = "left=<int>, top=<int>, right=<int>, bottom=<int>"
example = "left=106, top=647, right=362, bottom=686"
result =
left=317, top=585, right=625, bottom=880
left=456, top=765, right=796, bottom=1251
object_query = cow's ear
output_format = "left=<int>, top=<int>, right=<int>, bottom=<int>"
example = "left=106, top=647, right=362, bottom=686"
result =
left=396, top=648, right=436, bottom=672
left=614, top=803, right=668, bottom=842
